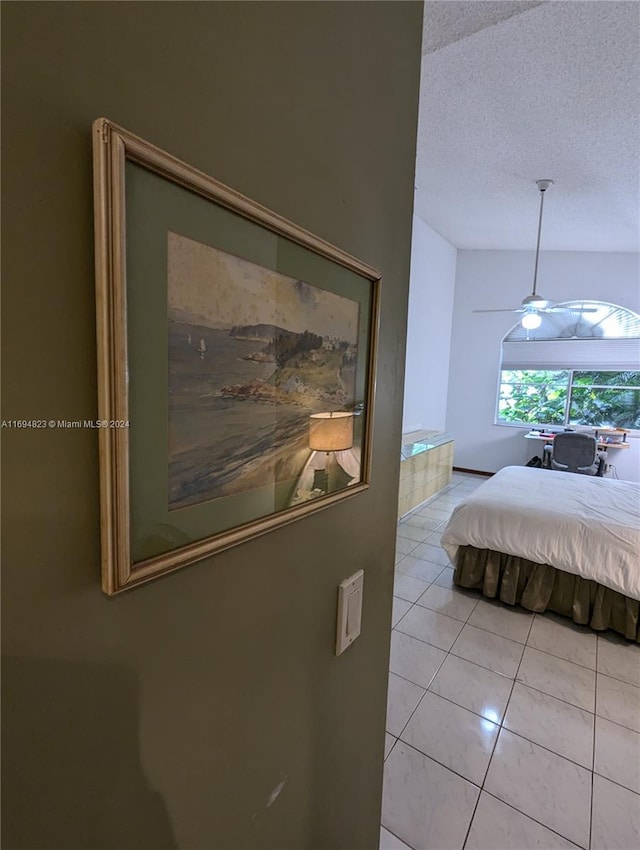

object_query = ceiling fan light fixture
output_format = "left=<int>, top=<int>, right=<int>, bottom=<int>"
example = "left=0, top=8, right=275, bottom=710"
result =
left=522, top=293, right=549, bottom=309
left=521, top=311, right=542, bottom=330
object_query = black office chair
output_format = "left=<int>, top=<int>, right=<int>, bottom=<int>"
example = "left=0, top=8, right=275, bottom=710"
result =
left=544, top=432, right=605, bottom=477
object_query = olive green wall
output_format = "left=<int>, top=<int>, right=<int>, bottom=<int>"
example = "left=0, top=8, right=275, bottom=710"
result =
left=1, top=3, right=422, bottom=848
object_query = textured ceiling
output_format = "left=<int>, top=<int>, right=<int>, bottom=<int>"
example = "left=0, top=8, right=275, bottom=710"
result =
left=414, top=1, right=640, bottom=251
left=421, top=0, right=544, bottom=54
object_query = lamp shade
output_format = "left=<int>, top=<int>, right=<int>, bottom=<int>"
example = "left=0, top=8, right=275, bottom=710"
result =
left=309, top=412, right=354, bottom=452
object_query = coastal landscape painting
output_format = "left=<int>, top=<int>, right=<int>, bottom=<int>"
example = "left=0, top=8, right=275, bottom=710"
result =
left=168, top=231, right=360, bottom=510
left=94, top=118, right=380, bottom=592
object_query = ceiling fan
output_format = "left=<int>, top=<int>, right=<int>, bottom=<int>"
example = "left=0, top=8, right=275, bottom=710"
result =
left=473, top=179, right=596, bottom=329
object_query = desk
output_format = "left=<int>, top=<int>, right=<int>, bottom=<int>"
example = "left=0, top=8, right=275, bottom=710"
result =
left=524, top=432, right=629, bottom=471
left=524, top=432, right=630, bottom=451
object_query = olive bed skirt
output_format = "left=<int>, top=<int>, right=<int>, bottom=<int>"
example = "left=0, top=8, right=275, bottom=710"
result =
left=453, top=546, right=640, bottom=643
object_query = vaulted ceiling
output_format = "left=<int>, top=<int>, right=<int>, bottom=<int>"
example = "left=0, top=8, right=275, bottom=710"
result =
left=414, top=1, right=640, bottom=252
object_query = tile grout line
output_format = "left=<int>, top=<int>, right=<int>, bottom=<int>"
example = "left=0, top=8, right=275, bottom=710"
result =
left=394, top=590, right=485, bottom=734
left=398, top=533, right=449, bottom=549
left=395, top=615, right=522, bottom=672
left=456, top=617, right=533, bottom=648
left=521, top=641, right=598, bottom=673
left=382, top=629, right=454, bottom=849
left=461, top=609, right=537, bottom=850
left=391, top=697, right=600, bottom=801
left=395, top=607, right=467, bottom=641
left=389, top=743, right=593, bottom=847
left=472, top=665, right=638, bottom=733
left=590, top=770, right=640, bottom=798
left=386, top=571, right=484, bottom=785
left=396, top=550, right=451, bottom=569
left=385, top=480, right=493, bottom=847
left=396, top=533, right=447, bottom=550
left=412, top=511, right=452, bottom=522
left=392, top=592, right=636, bottom=725
left=388, top=500, right=461, bottom=848
left=393, top=625, right=460, bottom=657
left=396, top=565, right=453, bottom=584
left=595, top=667, right=640, bottom=692
left=392, top=739, right=482, bottom=800
left=412, top=598, right=479, bottom=624
left=480, top=788, right=587, bottom=850
left=488, top=726, right=595, bottom=778
left=416, top=625, right=622, bottom=776
left=396, top=533, right=441, bottom=548
left=380, top=819, right=420, bottom=850
left=391, top=636, right=450, bottom=743
left=435, top=602, right=630, bottom=683
left=393, top=563, right=452, bottom=599
left=412, top=688, right=597, bottom=776
left=404, top=499, right=456, bottom=516
left=589, top=638, right=598, bottom=850
left=396, top=564, right=452, bottom=583
left=398, top=542, right=451, bottom=561
left=391, top=602, right=415, bottom=634
left=419, top=687, right=500, bottom=727
left=400, top=521, right=447, bottom=531
left=394, top=568, right=510, bottom=848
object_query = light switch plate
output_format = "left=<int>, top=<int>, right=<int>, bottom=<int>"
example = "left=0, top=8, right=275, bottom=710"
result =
left=336, top=569, right=364, bottom=655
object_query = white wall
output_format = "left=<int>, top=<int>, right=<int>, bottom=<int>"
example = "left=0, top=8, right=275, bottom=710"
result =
left=402, top=215, right=457, bottom=433
left=446, top=250, right=640, bottom=481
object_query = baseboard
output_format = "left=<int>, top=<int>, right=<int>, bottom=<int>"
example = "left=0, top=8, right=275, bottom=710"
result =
left=453, top=466, right=493, bottom=477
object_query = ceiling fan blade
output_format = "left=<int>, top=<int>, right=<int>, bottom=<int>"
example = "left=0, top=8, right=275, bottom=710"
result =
left=472, top=308, right=524, bottom=314
left=545, top=306, right=598, bottom=313
left=474, top=305, right=598, bottom=316
left=473, top=180, right=600, bottom=318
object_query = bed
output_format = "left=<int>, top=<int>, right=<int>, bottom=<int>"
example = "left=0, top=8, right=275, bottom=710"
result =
left=441, top=466, right=640, bottom=642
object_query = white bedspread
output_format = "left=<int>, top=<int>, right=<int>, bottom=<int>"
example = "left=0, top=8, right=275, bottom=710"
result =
left=441, top=466, right=640, bottom=600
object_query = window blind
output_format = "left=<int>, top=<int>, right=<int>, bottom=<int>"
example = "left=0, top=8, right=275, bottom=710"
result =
left=501, top=338, right=640, bottom=372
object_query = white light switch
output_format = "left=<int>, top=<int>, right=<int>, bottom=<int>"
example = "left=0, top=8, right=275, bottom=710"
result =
left=336, top=569, right=364, bottom=655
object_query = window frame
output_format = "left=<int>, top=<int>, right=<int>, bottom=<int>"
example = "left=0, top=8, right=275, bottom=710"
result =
left=495, top=368, right=640, bottom=431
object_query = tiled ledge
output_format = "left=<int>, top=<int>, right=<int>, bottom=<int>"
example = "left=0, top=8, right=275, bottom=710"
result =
left=398, top=431, right=454, bottom=519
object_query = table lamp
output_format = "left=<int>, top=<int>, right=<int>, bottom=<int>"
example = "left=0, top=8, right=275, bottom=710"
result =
left=309, top=412, right=354, bottom=493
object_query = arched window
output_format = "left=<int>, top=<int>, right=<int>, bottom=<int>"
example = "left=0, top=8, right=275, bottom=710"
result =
left=496, top=302, right=640, bottom=429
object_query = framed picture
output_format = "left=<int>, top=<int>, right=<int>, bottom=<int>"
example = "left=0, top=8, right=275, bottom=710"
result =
left=92, top=118, right=381, bottom=595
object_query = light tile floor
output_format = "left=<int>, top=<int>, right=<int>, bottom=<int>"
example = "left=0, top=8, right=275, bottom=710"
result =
left=382, top=472, right=640, bottom=850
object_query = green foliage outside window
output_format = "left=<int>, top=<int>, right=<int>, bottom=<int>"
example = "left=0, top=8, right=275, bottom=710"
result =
left=571, top=371, right=640, bottom=387
left=498, top=371, right=568, bottom=425
left=569, top=387, right=640, bottom=428
left=498, top=370, right=640, bottom=429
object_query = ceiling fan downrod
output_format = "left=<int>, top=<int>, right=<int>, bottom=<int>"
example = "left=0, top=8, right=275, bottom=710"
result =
left=471, top=176, right=594, bottom=319
left=531, top=179, right=554, bottom=300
